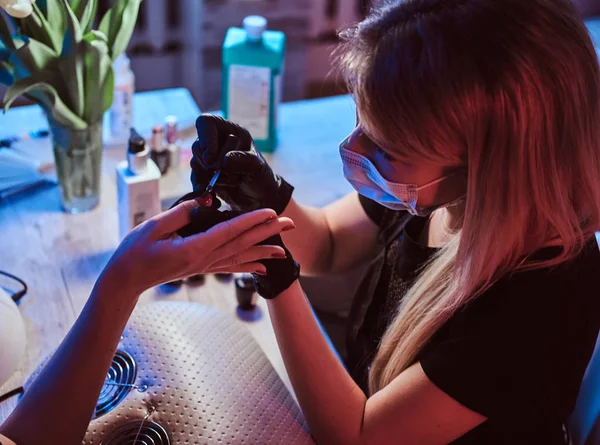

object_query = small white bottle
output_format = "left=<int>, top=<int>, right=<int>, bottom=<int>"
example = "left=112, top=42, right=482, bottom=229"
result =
left=116, top=128, right=162, bottom=240
left=109, top=53, right=135, bottom=145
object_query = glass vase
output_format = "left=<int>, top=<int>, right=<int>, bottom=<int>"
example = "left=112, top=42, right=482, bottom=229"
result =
left=49, top=119, right=103, bottom=214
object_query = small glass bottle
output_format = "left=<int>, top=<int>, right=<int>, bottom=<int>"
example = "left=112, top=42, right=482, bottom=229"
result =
left=235, top=273, right=258, bottom=311
left=150, top=125, right=169, bottom=175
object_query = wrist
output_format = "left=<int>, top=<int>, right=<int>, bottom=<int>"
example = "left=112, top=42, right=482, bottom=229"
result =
left=252, top=241, right=300, bottom=299
left=272, top=177, right=295, bottom=215
left=94, top=267, right=143, bottom=305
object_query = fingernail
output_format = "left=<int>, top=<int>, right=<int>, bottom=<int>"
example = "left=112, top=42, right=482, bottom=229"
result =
left=271, top=252, right=287, bottom=259
left=266, top=215, right=278, bottom=222
left=255, top=270, right=267, bottom=276
left=196, top=194, right=213, bottom=207
left=282, top=224, right=296, bottom=232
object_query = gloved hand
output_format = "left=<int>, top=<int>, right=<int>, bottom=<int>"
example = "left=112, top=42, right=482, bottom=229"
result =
left=172, top=192, right=243, bottom=238
left=190, top=114, right=294, bottom=214
left=252, top=235, right=300, bottom=300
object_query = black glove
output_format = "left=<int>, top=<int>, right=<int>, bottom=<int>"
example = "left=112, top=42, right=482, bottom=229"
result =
left=252, top=235, right=300, bottom=300
left=172, top=192, right=243, bottom=238
left=190, top=114, right=294, bottom=214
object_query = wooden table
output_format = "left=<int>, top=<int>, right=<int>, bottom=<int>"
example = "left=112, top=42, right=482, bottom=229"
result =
left=0, top=89, right=356, bottom=422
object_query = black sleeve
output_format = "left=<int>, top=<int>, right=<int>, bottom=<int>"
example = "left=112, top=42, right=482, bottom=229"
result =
left=358, top=194, right=385, bottom=226
left=418, top=254, right=600, bottom=423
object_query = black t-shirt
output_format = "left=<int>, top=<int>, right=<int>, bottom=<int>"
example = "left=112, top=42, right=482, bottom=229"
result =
left=345, top=195, right=600, bottom=444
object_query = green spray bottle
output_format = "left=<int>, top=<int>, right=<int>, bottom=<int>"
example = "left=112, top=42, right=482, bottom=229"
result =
left=222, top=16, right=286, bottom=153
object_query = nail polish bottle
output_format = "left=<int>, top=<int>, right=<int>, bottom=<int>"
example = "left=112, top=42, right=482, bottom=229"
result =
left=150, top=125, right=169, bottom=175
left=235, top=273, right=258, bottom=311
left=165, top=115, right=180, bottom=169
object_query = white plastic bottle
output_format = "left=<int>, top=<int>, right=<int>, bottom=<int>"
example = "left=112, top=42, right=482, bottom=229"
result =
left=116, top=129, right=161, bottom=241
left=109, top=53, right=135, bottom=145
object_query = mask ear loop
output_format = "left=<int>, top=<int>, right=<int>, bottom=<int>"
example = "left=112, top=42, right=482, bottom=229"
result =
left=416, top=173, right=456, bottom=191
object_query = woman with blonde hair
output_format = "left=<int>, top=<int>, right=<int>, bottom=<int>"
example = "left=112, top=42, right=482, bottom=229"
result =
left=1, top=0, right=600, bottom=444
left=187, top=0, right=600, bottom=443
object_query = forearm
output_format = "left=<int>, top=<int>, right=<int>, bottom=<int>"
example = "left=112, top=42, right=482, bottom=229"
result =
left=267, top=280, right=367, bottom=445
left=0, top=275, right=139, bottom=445
left=280, top=198, right=335, bottom=275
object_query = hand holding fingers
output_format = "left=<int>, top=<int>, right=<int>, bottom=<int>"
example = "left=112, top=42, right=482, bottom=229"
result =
left=207, top=263, right=266, bottom=275
left=197, top=216, right=295, bottom=267
left=145, top=198, right=202, bottom=239
left=206, top=244, right=286, bottom=273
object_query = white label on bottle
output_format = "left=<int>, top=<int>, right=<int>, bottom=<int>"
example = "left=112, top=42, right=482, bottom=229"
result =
left=228, top=64, right=271, bottom=140
left=274, top=60, right=284, bottom=130
left=274, top=73, right=282, bottom=130
left=110, top=85, right=134, bottom=141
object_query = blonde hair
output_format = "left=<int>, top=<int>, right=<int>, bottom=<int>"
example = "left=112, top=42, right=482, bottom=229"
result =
left=335, top=0, right=600, bottom=394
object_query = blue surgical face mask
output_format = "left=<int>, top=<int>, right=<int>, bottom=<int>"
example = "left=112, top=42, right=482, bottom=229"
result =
left=339, top=140, right=452, bottom=217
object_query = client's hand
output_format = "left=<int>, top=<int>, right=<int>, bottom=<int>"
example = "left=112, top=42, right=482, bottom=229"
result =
left=100, top=198, right=295, bottom=296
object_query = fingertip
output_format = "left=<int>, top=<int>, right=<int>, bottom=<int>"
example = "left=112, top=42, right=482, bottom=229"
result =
left=256, top=208, right=278, bottom=221
left=180, top=198, right=201, bottom=213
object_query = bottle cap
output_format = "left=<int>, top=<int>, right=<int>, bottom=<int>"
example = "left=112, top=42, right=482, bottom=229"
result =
left=243, top=15, right=267, bottom=40
left=128, top=128, right=149, bottom=174
left=128, top=128, right=146, bottom=154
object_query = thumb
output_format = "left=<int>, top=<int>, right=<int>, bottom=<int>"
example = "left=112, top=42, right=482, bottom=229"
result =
left=223, top=151, right=263, bottom=174
left=149, top=199, right=202, bottom=237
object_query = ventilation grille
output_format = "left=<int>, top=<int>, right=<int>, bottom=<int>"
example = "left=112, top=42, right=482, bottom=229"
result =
left=95, top=350, right=138, bottom=418
left=101, top=421, right=170, bottom=445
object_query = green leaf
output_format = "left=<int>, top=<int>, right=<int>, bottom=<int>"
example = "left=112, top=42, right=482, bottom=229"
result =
left=8, top=46, right=30, bottom=80
left=74, top=0, right=97, bottom=34
left=0, top=11, right=15, bottom=51
left=0, top=60, right=13, bottom=86
left=99, top=0, right=141, bottom=59
left=60, top=0, right=82, bottom=43
left=20, top=4, right=62, bottom=53
left=11, top=38, right=58, bottom=73
left=45, top=0, right=67, bottom=44
left=69, top=0, right=83, bottom=15
left=83, top=30, right=108, bottom=44
left=83, top=38, right=113, bottom=121
left=58, top=0, right=84, bottom=117
left=111, top=0, right=141, bottom=59
left=98, top=7, right=114, bottom=45
left=3, top=77, right=87, bottom=129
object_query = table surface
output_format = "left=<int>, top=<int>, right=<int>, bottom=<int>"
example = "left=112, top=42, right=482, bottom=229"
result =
left=0, top=90, right=356, bottom=422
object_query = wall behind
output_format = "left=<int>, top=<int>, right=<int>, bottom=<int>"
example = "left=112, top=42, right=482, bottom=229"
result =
left=123, top=0, right=313, bottom=112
